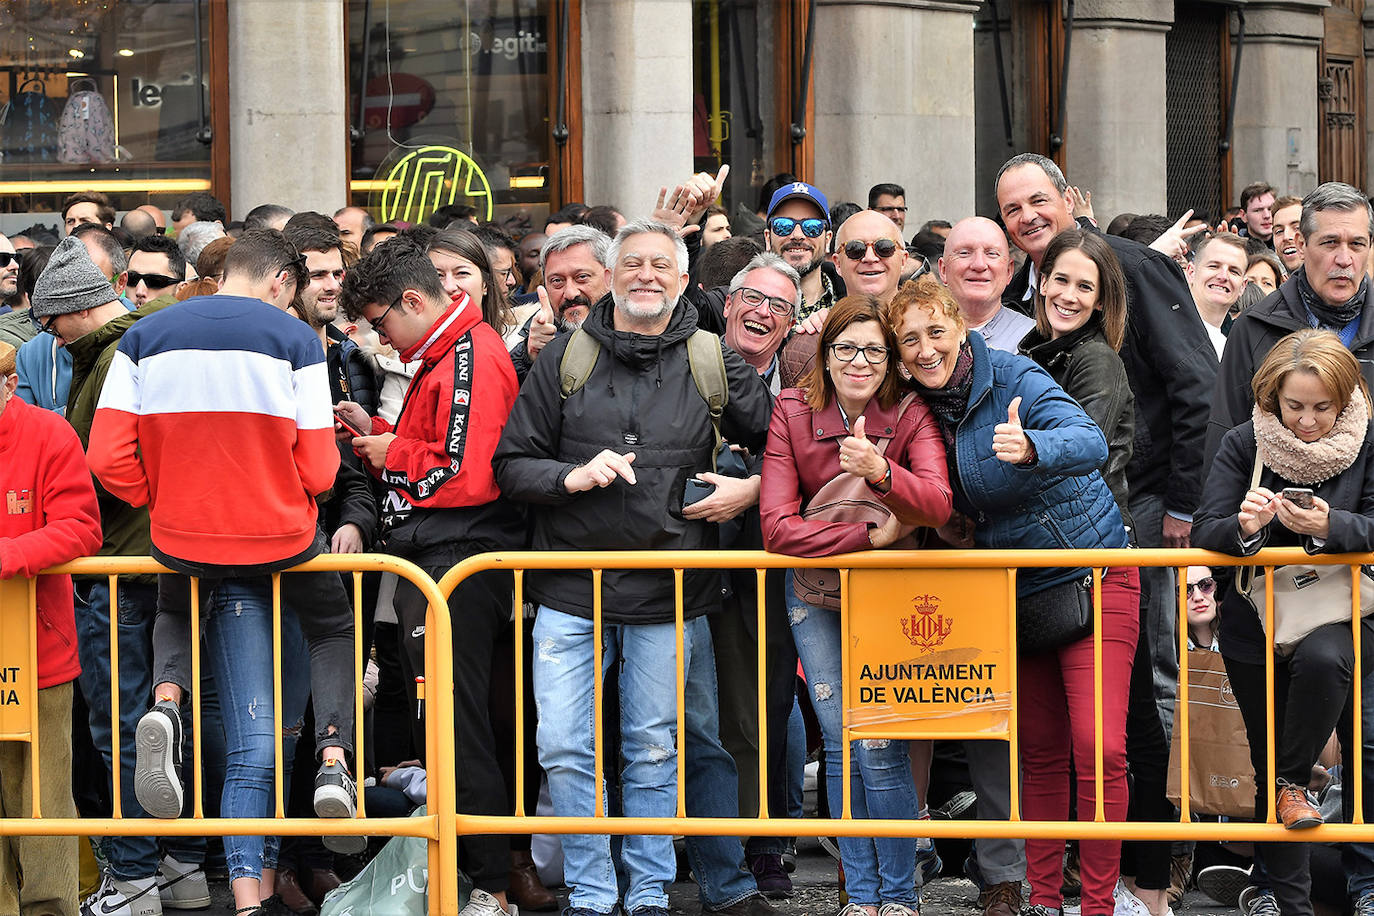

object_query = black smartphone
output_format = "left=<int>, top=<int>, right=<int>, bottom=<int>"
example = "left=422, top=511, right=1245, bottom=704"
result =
left=1281, top=487, right=1314, bottom=509
left=683, top=478, right=716, bottom=508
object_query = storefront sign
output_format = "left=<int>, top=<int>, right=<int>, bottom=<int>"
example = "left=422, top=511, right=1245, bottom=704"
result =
left=379, top=144, right=493, bottom=225
left=846, top=568, right=1013, bottom=737
left=0, top=577, right=34, bottom=740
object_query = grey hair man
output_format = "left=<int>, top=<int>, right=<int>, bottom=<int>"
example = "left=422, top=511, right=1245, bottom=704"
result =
left=506, top=225, right=613, bottom=380
left=176, top=220, right=226, bottom=269
left=494, top=217, right=774, bottom=916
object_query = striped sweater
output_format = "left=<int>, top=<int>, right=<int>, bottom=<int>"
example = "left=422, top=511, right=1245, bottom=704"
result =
left=88, top=294, right=340, bottom=570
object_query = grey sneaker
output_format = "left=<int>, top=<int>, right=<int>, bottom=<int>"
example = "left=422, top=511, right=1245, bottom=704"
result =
left=155, top=855, right=209, bottom=910
left=80, top=872, right=162, bottom=916
left=134, top=700, right=183, bottom=820
left=1238, top=886, right=1278, bottom=916
left=1196, top=865, right=1250, bottom=908
left=460, top=888, right=514, bottom=916
left=315, top=758, right=367, bottom=855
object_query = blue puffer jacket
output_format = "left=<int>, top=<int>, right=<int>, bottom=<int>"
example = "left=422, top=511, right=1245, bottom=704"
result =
left=946, top=332, right=1129, bottom=596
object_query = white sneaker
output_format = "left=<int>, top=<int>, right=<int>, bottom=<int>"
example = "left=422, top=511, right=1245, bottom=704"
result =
left=134, top=700, right=184, bottom=819
left=156, top=855, right=210, bottom=910
left=81, top=873, right=162, bottom=916
left=460, top=888, right=514, bottom=916
left=1113, top=880, right=1152, bottom=916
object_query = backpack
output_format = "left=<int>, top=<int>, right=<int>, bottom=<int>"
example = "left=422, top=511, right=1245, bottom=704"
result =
left=558, top=327, right=729, bottom=468
left=0, top=78, right=61, bottom=162
left=58, top=82, right=116, bottom=164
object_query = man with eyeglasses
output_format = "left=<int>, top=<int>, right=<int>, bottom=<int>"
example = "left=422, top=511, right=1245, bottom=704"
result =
left=125, top=235, right=187, bottom=308
left=938, top=217, right=1032, bottom=353
left=832, top=210, right=909, bottom=304
left=763, top=182, right=836, bottom=322
left=868, top=182, right=908, bottom=233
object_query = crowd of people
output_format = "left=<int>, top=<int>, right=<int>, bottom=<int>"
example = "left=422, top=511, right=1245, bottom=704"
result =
left=0, top=157, right=1370, bottom=916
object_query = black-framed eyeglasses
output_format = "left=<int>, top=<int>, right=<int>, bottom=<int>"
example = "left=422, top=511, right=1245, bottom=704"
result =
left=368, top=293, right=405, bottom=333
left=0, top=251, right=21, bottom=269
left=734, top=286, right=795, bottom=318
left=126, top=270, right=181, bottom=290
left=842, top=238, right=901, bottom=261
left=1186, top=577, right=1216, bottom=598
left=828, top=343, right=889, bottom=365
left=39, top=313, right=60, bottom=334
left=768, top=217, right=828, bottom=239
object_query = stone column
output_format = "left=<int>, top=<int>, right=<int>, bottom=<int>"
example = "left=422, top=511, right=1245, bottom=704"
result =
left=811, top=0, right=983, bottom=229
left=227, top=0, right=349, bottom=216
left=580, top=0, right=694, bottom=216
left=1059, top=0, right=1173, bottom=219
left=1229, top=1, right=1325, bottom=201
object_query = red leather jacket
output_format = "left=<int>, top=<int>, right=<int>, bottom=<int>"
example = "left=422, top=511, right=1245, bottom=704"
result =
left=761, top=387, right=953, bottom=557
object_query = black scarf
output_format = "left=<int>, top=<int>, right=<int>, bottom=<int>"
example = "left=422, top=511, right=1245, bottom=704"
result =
left=1295, top=265, right=1368, bottom=329
left=913, top=339, right=975, bottom=456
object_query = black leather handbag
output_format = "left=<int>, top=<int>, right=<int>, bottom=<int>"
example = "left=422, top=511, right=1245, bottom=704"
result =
left=1015, top=574, right=1094, bottom=655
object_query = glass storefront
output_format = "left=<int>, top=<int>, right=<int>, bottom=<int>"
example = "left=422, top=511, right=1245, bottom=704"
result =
left=346, top=0, right=552, bottom=234
left=0, top=0, right=214, bottom=233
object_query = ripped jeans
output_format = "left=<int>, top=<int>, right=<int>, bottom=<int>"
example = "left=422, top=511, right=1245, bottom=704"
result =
left=533, top=605, right=713, bottom=915
left=200, top=577, right=310, bottom=882
left=787, top=580, right=919, bottom=907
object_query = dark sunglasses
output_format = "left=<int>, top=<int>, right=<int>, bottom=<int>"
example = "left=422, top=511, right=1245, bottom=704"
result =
left=842, top=238, right=901, bottom=261
left=127, top=270, right=180, bottom=290
left=768, top=217, right=828, bottom=239
left=1186, top=577, right=1216, bottom=598
left=0, top=252, right=20, bottom=269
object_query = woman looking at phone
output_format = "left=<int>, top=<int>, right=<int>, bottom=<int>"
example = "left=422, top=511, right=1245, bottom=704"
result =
left=1193, top=328, right=1374, bottom=915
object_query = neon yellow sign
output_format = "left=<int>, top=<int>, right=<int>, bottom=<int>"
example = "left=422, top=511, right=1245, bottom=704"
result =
left=379, top=145, right=493, bottom=225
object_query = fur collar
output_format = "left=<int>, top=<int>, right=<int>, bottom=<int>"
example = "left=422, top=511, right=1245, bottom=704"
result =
left=1252, top=387, right=1369, bottom=485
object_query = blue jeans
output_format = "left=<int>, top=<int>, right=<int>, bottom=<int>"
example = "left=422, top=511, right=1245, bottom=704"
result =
left=787, top=584, right=919, bottom=907
left=681, top=622, right=759, bottom=909
left=200, top=578, right=310, bottom=881
left=75, top=580, right=162, bottom=880
left=786, top=697, right=806, bottom=819
left=534, top=605, right=710, bottom=914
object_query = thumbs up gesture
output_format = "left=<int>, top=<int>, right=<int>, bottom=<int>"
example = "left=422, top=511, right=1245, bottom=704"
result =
left=839, top=414, right=889, bottom=483
left=527, top=284, right=557, bottom=359
left=993, top=396, right=1035, bottom=465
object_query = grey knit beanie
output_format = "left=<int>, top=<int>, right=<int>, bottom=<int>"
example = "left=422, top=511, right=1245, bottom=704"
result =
left=32, top=236, right=119, bottom=318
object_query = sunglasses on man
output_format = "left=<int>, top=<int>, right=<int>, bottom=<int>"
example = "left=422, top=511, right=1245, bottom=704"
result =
left=767, top=217, right=829, bottom=239
left=0, top=252, right=21, bottom=269
left=126, top=270, right=181, bottom=290
left=841, top=238, right=901, bottom=261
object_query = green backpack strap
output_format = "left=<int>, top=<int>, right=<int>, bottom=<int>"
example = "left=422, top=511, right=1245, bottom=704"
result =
left=685, top=329, right=729, bottom=471
left=558, top=328, right=601, bottom=399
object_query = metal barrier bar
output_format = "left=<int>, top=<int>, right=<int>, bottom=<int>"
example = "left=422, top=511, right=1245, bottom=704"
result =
left=674, top=568, right=687, bottom=819
left=434, top=547, right=1374, bottom=852
left=514, top=570, right=526, bottom=819
left=0, top=555, right=458, bottom=916
left=754, top=567, right=769, bottom=820
left=1264, top=564, right=1276, bottom=825
left=272, top=573, right=285, bottom=819
left=1354, top=563, right=1365, bottom=824
left=1176, top=566, right=1191, bottom=823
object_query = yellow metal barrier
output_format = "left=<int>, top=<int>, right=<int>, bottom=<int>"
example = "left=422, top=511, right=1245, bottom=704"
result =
left=436, top=547, right=1374, bottom=844
left=0, top=555, right=459, bottom=916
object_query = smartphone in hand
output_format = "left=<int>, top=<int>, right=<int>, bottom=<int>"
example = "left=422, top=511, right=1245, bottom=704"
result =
left=1281, top=487, right=1314, bottom=510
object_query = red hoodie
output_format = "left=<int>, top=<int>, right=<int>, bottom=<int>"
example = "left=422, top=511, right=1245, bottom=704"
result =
left=368, top=293, right=518, bottom=519
left=0, top=398, right=102, bottom=687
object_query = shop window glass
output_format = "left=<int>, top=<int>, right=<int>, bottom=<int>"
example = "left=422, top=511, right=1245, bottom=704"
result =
left=347, top=0, right=551, bottom=237
left=0, top=0, right=213, bottom=234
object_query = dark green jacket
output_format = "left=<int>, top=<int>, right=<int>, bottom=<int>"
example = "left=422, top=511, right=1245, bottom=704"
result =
left=0, top=308, right=38, bottom=351
left=67, top=299, right=173, bottom=563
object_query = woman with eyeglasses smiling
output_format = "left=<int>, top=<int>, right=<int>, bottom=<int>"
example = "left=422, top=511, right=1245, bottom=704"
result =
left=760, top=294, right=952, bottom=916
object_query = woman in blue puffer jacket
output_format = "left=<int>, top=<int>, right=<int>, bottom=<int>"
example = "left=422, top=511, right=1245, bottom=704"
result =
left=886, top=275, right=1138, bottom=916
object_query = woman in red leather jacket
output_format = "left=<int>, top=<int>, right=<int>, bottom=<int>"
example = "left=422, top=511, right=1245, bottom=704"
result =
left=760, top=293, right=952, bottom=916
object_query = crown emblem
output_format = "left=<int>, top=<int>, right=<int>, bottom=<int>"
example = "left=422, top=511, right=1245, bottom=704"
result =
left=901, top=593, right=953, bottom=654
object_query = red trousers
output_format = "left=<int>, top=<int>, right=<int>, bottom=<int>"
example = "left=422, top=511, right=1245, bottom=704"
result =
left=1018, top=567, right=1140, bottom=915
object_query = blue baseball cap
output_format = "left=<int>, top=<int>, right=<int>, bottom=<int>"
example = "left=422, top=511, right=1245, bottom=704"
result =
left=767, top=181, right=829, bottom=219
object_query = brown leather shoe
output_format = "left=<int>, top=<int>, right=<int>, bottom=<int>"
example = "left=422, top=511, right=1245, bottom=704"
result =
left=508, top=849, right=558, bottom=911
left=978, top=881, right=1023, bottom=916
left=1168, top=853, right=1192, bottom=906
left=302, top=868, right=342, bottom=907
left=273, top=867, right=319, bottom=914
left=1276, top=782, right=1322, bottom=829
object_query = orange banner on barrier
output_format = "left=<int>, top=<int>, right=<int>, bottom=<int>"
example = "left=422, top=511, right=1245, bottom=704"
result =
left=846, top=568, right=1014, bottom=735
left=0, top=577, right=35, bottom=740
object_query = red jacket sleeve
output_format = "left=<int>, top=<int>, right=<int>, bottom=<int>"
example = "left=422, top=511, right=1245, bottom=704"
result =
left=0, top=420, right=101, bottom=578
left=379, top=328, right=517, bottom=508
left=880, top=400, right=954, bottom=528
